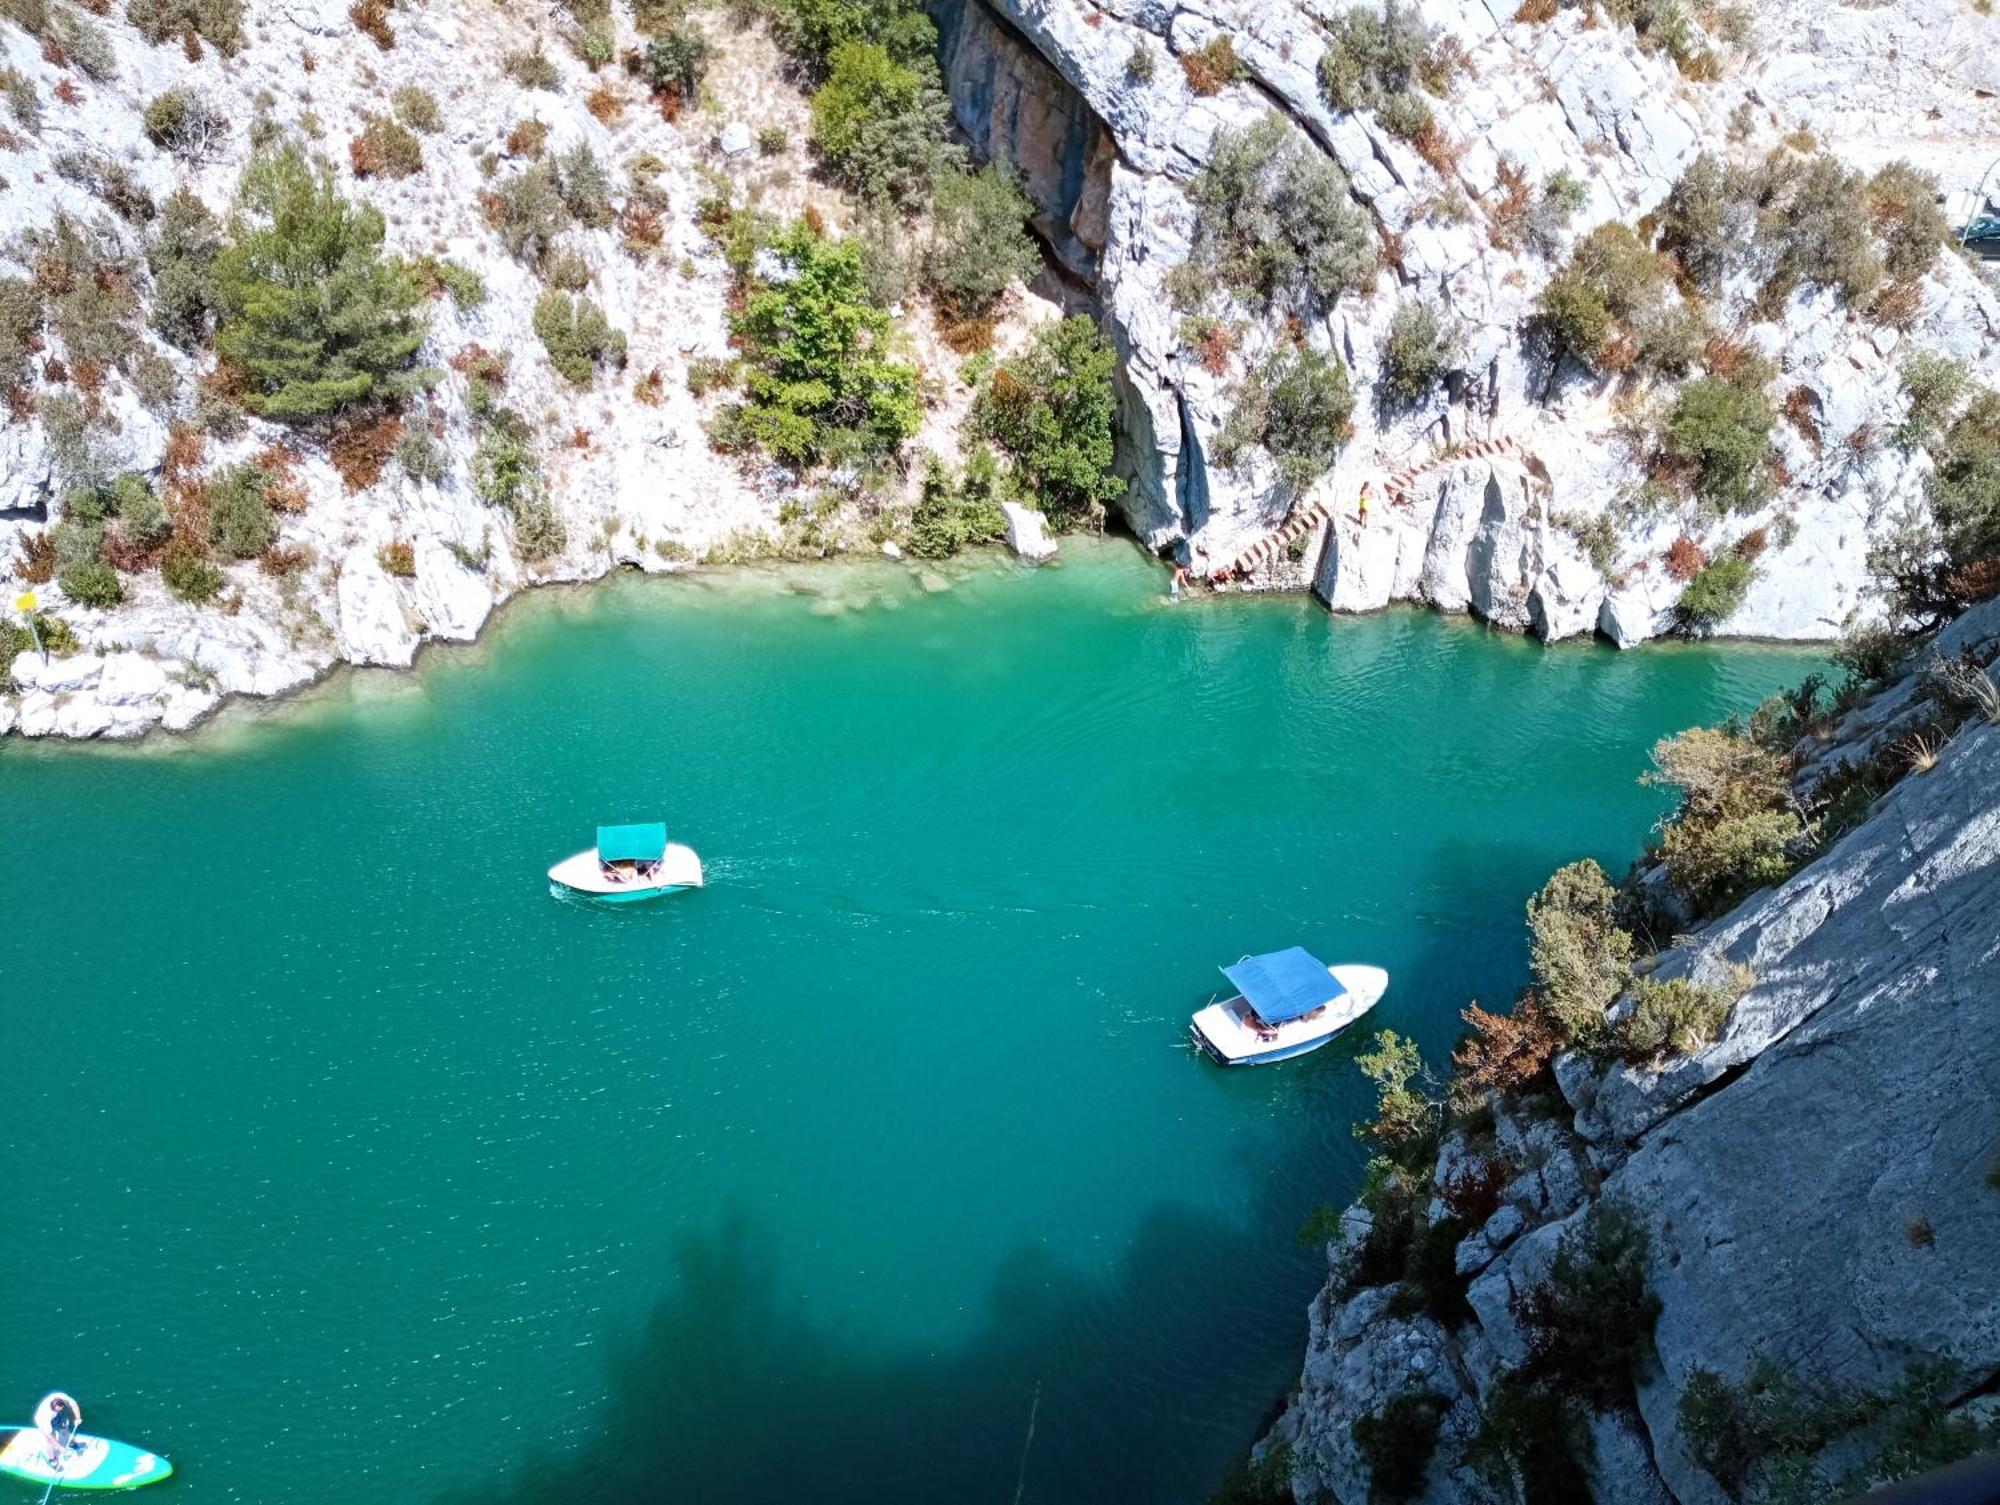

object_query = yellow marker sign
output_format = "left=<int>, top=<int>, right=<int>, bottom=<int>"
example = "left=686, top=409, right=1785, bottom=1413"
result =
left=14, top=591, right=36, bottom=613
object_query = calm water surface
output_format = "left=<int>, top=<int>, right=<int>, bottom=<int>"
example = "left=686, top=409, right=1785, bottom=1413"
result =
left=0, top=544, right=1819, bottom=1503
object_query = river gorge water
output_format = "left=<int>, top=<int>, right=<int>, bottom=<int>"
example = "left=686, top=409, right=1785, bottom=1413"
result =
left=0, top=544, right=1821, bottom=1503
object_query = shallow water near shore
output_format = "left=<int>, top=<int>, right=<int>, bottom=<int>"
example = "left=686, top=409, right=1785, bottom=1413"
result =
left=0, top=542, right=1820, bottom=1504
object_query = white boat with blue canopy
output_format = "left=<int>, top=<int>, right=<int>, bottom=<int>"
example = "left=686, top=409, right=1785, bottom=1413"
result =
left=1190, top=947, right=1388, bottom=1066
left=548, top=822, right=703, bottom=902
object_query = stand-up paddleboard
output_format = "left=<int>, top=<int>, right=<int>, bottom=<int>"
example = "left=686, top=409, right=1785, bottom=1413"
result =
left=0, top=1428, right=172, bottom=1490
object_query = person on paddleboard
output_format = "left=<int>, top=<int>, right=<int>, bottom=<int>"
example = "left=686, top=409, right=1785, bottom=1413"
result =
left=33, top=1392, right=81, bottom=1466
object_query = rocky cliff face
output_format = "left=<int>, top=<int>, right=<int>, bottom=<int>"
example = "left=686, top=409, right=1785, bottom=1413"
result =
left=942, top=0, right=2000, bottom=645
left=1265, top=597, right=2000, bottom=1504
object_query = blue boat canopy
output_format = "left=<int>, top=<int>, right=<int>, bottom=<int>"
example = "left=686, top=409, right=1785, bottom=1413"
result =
left=597, top=822, right=667, bottom=862
left=1223, top=947, right=1345, bottom=1024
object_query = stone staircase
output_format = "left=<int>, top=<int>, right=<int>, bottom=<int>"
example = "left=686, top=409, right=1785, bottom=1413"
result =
left=1204, top=435, right=1540, bottom=584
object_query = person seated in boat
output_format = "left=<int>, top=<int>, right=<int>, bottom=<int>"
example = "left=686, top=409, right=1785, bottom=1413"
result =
left=34, top=1392, right=81, bottom=1467
left=599, top=859, right=624, bottom=883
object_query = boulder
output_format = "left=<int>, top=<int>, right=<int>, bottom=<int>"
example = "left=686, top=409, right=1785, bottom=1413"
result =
left=1001, top=501, right=1059, bottom=562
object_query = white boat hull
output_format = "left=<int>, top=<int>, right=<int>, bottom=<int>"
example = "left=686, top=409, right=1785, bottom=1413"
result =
left=1191, top=964, right=1389, bottom=1066
left=547, top=842, right=703, bottom=901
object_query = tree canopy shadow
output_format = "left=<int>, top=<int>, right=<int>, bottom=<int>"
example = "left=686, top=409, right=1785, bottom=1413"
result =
left=444, top=1187, right=1328, bottom=1505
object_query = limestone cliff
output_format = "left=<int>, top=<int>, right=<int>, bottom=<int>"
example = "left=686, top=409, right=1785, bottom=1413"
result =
left=940, top=0, right=2000, bottom=645
left=1264, top=598, right=2000, bottom=1504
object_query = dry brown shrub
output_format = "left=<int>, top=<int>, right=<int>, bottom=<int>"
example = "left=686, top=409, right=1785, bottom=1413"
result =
left=1870, top=278, right=1923, bottom=331
left=1733, top=526, right=1769, bottom=562
left=329, top=413, right=403, bottom=493
left=348, top=135, right=385, bottom=178
left=101, top=525, right=163, bottom=572
left=1179, top=34, right=1237, bottom=96
left=801, top=203, right=826, bottom=237
left=181, top=23, right=201, bottom=61
left=505, top=118, right=548, bottom=158
left=939, top=314, right=997, bottom=355
left=1514, top=0, right=1559, bottom=20
left=1664, top=534, right=1709, bottom=580
left=633, top=367, right=665, bottom=406
left=254, top=444, right=310, bottom=512
left=1487, top=159, right=1533, bottom=251
left=42, top=356, right=69, bottom=385
left=377, top=538, right=416, bottom=577
left=41, top=36, right=69, bottom=68
left=656, top=88, right=684, bottom=123
left=14, top=531, right=56, bottom=583
left=570, top=426, right=591, bottom=450
left=585, top=81, right=623, bottom=125
left=1377, top=224, right=1407, bottom=275
left=620, top=202, right=664, bottom=250
left=259, top=543, right=313, bottom=576
left=300, top=46, right=316, bottom=72
left=1440, top=1157, right=1510, bottom=1225
left=1702, top=333, right=1756, bottom=381
left=162, top=422, right=205, bottom=487
left=53, top=78, right=81, bottom=106
left=1945, top=556, right=2000, bottom=606
left=451, top=343, right=509, bottom=385
left=1780, top=385, right=1820, bottom=451
left=1414, top=119, right=1462, bottom=176
left=1451, top=995, right=1563, bottom=1107
left=349, top=0, right=395, bottom=50
left=1197, top=322, right=1234, bottom=376
left=4, top=385, right=33, bottom=424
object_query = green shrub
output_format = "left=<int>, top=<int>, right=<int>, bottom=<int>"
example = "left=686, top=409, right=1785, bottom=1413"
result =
left=0, top=275, right=39, bottom=387
left=1895, top=349, right=1969, bottom=451
left=52, top=149, right=156, bottom=224
left=47, top=5, right=115, bottom=79
left=1214, top=340, right=1355, bottom=497
left=1535, top=221, right=1674, bottom=369
left=488, top=163, right=570, bottom=264
left=532, top=291, right=627, bottom=385
left=512, top=497, right=568, bottom=561
left=1866, top=162, right=1950, bottom=285
left=1644, top=725, right=1800, bottom=915
left=22, top=214, right=142, bottom=371
left=808, top=39, right=962, bottom=207
left=1517, top=1199, right=1661, bottom=1401
left=1351, top=1392, right=1446, bottom=1505
left=724, top=220, right=921, bottom=466
left=923, top=162, right=1041, bottom=315
left=550, top=142, right=613, bottom=227
left=415, top=255, right=486, bottom=311
left=148, top=187, right=224, bottom=350
left=143, top=87, right=227, bottom=159
left=107, top=474, right=169, bottom=546
left=1526, top=859, right=1634, bottom=1047
left=1, top=64, right=39, bottom=129
left=1658, top=374, right=1775, bottom=516
left=126, top=0, right=243, bottom=54
left=1658, top=152, right=1743, bottom=290
left=1126, top=40, right=1156, bottom=81
left=641, top=24, right=710, bottom=102
left=161, top=534, right=224, bottom=602
left=1468, top=1378, right=1592, bottom=1505
left=207, top=462, right=276, bottom=558
left=504, top=46, right=561, bottom=90
left=1748, top=149, right=1882, bottom=303
left=351, top=114, right=423, bottom=179
left=1319, top=0, right=1459, bottom=141
left=757, top=125, right=788, bottom=156
left=1379, top=296, right=1459, bottom=404
left=970, top=314, right=1122, bottom=528
left=215, top=144, right=430, bottom=421
left=58, top=558, right=122, bottom=608
left=770, top=0, right=938, bottom=74
left=1184, top=115, right=1374, bottom=313
left=395, top=421, right=446, bottom=483
left=906, top=446, right=1007, bottom=559
left=1206, top=1444, right=1293, bottom=1505
left=1676, top=552, right=1756, bottom=631
left=391, top=85, right=440, bottom=132
left=474, top=411, right=540, bottom=513
left=1616, top=976, right=1733, bottom=1062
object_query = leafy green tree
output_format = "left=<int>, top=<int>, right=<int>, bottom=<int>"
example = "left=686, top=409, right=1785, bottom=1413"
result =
left=724, top=220, right=921, bottom=466
left=532, top=291, right=627, bottom=385
left=207, top=461, right=276, bottom=557
left=1215, top=340, right=1355, bottom=496
left=923, top=162, right=1041, bottom=315
left=1676, top=553, right=1756, bottom=631
left=1379, top=296, right=1459, bottom=404
left=1526, top=859, right=1634, bottom=1046
left=808, top=40, right=962, bottom=205
left=640, top=25, right=709, bottom=104
left=1658, top=376, right=1774, bottom=515
left=906, top=446, right=1007, bottom=559
left=771, top=0, right=937, bottom=73
left=148, top=187, right=224, bottom=349
left=214, top=144, right=430, bottom=422
left=1354, top=1030, right=1437, bottom=1161
left=971, top=314, right=1122, bottom=528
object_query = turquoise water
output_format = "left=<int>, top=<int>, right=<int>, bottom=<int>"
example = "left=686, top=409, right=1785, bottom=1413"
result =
left=0, top=545, right=1818, bottom=1504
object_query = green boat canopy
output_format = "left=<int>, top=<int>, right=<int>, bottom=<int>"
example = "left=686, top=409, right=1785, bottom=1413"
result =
left=597, top=822, right=667, bottom=862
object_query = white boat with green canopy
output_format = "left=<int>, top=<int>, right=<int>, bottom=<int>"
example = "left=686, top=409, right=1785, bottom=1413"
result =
left=548, top=822, right=703, bottom=902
